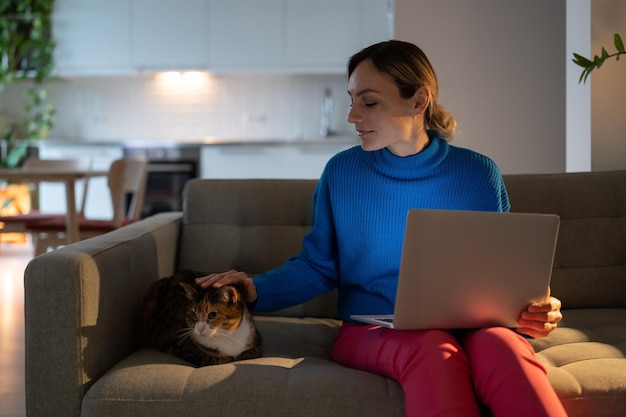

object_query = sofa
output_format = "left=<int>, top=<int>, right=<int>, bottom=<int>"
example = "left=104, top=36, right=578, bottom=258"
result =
left=24, top=170, right=626, bottom=417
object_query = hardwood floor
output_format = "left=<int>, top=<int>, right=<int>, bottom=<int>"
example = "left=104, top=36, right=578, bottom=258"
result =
left=0, top=240, right=32, bottom=417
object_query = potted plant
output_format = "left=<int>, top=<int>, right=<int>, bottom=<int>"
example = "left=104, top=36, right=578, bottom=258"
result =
left=0, top=0, right=55, bottom=169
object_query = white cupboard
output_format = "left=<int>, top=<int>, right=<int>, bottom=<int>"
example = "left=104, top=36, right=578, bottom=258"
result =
left=132, top=0, right=208, bottom=71
left=209, top=0, right=391, bottom=73
left=53, top=0, right=391, bottom=75
left=362, top=0, right=393, bottom=49
left=200, top=142, right=357, bottom=179
left=53, top=0, right=133, bottom=75
left=208, top=0, right=284, bottom=72
left=285, top=0, right=363, bottom=71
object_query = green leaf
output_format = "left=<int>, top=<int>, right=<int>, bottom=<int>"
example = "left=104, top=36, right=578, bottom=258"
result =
left=594, top=55, right=604, bottom=69
left=2, top=197, right=15, bottom=210
left=579, top=68, right=589, bottom=84
left=5, top=144, right=28, bottom=168
left=572, top=53, right=592, bottom=67
left=615, top=33, right=625, bottom=53
left=601, top=47, right=609, bottom=59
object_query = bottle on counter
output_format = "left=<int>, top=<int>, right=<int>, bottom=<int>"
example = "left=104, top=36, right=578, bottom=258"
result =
left=320, top=88, right=334, bottom=138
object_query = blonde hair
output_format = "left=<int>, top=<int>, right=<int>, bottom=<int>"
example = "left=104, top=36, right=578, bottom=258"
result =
left=348, top=40, right=457, bottom=141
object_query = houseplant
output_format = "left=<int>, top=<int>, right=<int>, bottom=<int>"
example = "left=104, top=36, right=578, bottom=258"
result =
left=573, top=32, right=625, bottom=83
left=0, top=0, right=55, bottom=168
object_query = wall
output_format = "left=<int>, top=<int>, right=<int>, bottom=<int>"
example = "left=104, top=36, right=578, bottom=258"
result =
left=591, top=0, right=626, bottom=171
left=394, top=0, right=577, bottom=175
left=0, top=73, right=354, bottom=142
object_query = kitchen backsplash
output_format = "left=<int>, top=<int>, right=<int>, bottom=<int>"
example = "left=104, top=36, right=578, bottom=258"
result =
left=1, top=73, right=354, bottom=142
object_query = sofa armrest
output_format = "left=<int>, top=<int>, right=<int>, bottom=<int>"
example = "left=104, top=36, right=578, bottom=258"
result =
left=24, top=212, right=182, bottom=417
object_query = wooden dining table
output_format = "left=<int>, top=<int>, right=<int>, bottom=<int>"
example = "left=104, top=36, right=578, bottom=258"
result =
left=0, top=167, right=108, bottom=244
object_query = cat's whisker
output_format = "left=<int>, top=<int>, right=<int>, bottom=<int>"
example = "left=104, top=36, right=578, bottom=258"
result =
left=175, top=327, right=195, bottom=342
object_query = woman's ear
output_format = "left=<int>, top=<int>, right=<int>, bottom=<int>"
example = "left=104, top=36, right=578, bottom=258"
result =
left=413, top=86, right=430, bottom=116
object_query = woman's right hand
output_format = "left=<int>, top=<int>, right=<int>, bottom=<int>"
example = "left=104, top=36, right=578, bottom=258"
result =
left=195, top=269, right=258, bottom=305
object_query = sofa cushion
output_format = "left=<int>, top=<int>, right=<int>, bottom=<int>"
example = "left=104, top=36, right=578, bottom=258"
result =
left=529, top=308, right=626, bottom=417
left=178, top=179, right=342, bottom=318
left=179, top=179, right=317, bottom=275
left=81, top=316, right=405, bottom=417
left=504, top=171, right=626, bottom=309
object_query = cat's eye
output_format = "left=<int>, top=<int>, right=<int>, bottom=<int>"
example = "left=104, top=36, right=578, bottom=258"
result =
left=208, top=311, right=219, bottom=320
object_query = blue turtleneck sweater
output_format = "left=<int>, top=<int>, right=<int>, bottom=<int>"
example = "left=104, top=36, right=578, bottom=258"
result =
left=253, top=134, right=510, bottom=321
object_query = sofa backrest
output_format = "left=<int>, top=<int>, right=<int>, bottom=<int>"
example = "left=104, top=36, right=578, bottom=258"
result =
left=179, top=171, right=626, bottom=318
left=503, top=171, right=626, bottom=309
left=178, top=178, right=338, bottom=317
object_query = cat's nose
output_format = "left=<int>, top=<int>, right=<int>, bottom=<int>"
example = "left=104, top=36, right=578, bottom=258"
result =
left=195, top=322, right=208, bottom=334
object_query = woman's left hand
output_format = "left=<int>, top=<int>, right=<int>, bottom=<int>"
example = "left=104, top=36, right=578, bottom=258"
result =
left=516, top=287, right=563, bottom=339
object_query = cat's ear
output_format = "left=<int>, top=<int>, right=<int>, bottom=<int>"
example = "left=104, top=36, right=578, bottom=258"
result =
left=219, top=286, right=240, bottom=304
left=180, top=282, right=198, bottom=300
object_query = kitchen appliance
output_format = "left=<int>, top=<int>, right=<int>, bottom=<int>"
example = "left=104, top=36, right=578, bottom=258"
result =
left=122, top=144, right=200, bottom=218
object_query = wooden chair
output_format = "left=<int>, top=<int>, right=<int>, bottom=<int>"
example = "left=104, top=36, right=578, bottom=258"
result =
left=27, top=157, right=148, bottom=255
left=0, top=158, right=92, bottom=242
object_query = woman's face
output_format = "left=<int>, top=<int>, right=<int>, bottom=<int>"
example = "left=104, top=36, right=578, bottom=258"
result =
left=347, top=60, right=429, bottom=156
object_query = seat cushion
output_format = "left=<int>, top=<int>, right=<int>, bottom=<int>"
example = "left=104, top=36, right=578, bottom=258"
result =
left=27, top=215, right=134, bottom=232
left=80, top=310, right=626, bottom=417
left=529, top=308, right=626, bottom=417
left=0, top=211, right=61, bottom=231
left=81, top=316, right=404, bottom=417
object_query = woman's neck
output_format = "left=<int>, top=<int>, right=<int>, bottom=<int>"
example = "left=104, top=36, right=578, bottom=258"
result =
left=386, top=129, right=430, bottom=157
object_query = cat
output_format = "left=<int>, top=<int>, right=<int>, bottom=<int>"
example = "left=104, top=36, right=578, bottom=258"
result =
left=143, top=269, right=262, bottom=367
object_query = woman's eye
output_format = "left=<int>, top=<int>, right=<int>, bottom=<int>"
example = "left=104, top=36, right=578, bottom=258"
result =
left=208, top=311, right=219, bottom=320
left=365, top=102, right=377, bottom=108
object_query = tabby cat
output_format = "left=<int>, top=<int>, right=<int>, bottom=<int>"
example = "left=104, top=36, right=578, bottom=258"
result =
left=143, top=269, right=262, bottom=367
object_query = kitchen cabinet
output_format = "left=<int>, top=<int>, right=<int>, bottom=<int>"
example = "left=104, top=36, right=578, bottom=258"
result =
left=132, top=0, right=208, bottom=71
left=200, top=142, right=356, bottom=179
left=53, top=0, right=133, bottom=75
left=53, top=0, right=391, bottom=75
left=210, top=0, right=391, bottom=73
left=208, top=0, right=283, bottom=72
left=361, top=0, right=393, bottom=49
left=54, top=0, right=207, bottom=74
left=285, top=0, right=363, bottom=71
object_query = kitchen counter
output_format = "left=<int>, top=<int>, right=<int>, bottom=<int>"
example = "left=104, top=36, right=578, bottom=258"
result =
left=30, top=137, right=355, bottom=222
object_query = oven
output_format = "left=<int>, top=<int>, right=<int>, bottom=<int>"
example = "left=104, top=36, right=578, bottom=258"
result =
left=123, top=144, right=201, bottom=218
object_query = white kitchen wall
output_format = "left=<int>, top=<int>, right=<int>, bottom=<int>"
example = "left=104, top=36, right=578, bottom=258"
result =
left=1, top=73, right=354, bottom=142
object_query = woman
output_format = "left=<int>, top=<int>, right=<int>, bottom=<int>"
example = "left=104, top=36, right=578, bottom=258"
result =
left=197, top=40, right=567, bottom=417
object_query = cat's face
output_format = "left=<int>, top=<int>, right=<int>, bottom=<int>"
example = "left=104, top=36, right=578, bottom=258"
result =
left=180, top=284, right=244, bottom=341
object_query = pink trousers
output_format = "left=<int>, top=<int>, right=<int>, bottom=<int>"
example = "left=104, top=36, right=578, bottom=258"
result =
left=332, top=323, right=568, bottom=417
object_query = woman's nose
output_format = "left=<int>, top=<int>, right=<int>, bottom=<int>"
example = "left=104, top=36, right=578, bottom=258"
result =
left=347, top=106, right=361, bottom=124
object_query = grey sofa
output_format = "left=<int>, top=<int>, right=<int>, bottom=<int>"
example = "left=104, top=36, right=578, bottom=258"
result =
left=25, top=171, right=626, bottom=417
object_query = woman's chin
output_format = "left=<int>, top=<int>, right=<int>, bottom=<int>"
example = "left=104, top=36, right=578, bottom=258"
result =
left=360, top=140, right=385, bottom=152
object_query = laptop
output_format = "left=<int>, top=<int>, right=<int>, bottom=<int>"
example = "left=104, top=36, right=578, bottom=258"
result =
left=350, top=209, right=560, bottom=330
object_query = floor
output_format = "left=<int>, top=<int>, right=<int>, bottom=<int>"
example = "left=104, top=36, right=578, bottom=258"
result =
left=0, top=240, right=32, bottom=417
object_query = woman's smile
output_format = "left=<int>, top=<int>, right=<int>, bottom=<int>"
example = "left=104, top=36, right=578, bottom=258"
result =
left=356, top=128, right=374, bottom=137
